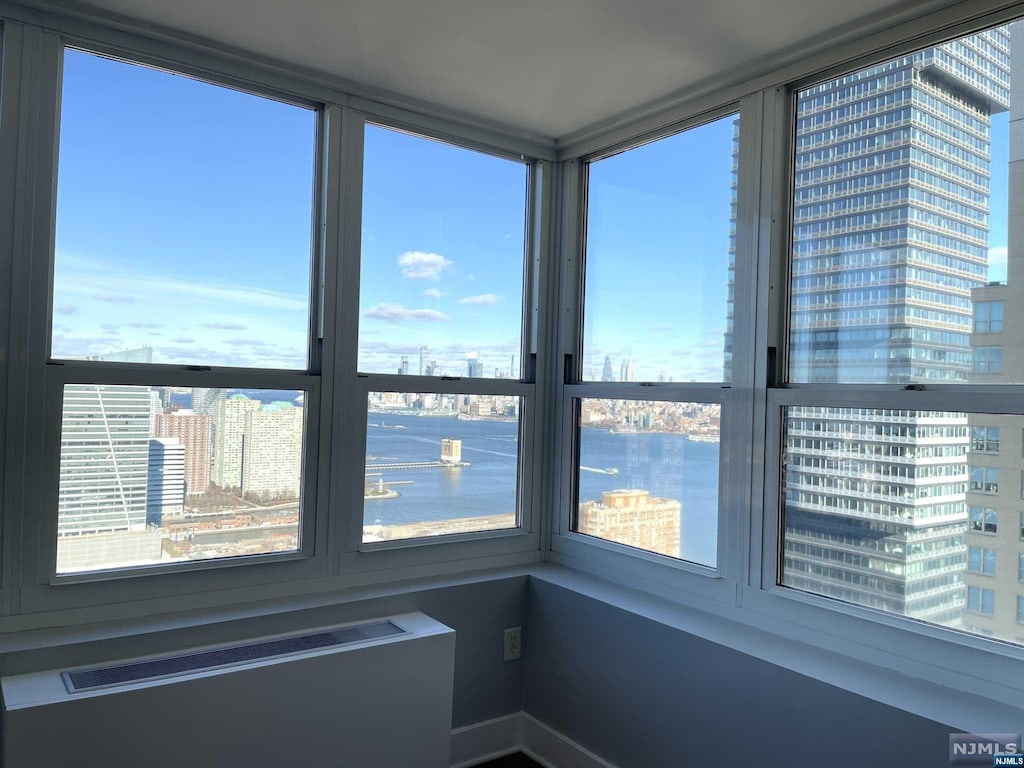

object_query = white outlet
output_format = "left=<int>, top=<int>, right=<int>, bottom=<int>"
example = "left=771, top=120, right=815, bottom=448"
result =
left=503, top=626, right=522, bottom=661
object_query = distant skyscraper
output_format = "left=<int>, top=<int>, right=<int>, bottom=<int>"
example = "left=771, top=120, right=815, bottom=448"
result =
left=399, top=355, right=409, bottom=375
left=191, top=387, right=223, bottom=416
left=623, top=357, right=635, bottom=383
left=212, top=394, right=261, bottom=489
left=601, top=356, right=614, bottom=382
left=155, top=409, right=212, bottom=496
left=146, top=437, right=185, bottom=525
left=467, top=358, right=484, bottom=378
left=87, top=345, right=154, bottom=364
left=58, top=384, right=152, bottom=535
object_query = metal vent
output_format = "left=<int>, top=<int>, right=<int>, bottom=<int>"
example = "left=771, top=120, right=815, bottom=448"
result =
left=63, top=621, right=404, bottom=693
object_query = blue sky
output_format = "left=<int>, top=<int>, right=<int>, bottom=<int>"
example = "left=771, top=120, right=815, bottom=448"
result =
left=359, top=125, right=526, bottom=377
left=53, top=49, right=316, bottom=369
left=583, top=115, right=736, bottom=383
left=52, top=47, right=1014, bottom=379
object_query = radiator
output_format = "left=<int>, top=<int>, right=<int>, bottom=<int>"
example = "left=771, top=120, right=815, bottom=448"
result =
left=2, top=612, right=455, bottom=768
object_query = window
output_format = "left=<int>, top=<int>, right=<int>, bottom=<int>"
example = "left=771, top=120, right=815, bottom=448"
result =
left=569, top=113, right=738, bottom=566
left=358, top=125, right=531, bottom=542
left=971, top=426, right=1000, bottom=452
left=779, top=21, right=1024, bottom=646
left=362, top=391, right=520, bottom=542
left=1019, top=554, right=1024, bottom=582
left=358, top=124, right=526, bottom=378
left=974, top=301, right=1004, bottom=333
left=967, top=586, right=995, bottom=615
left=1018, top=596, right=1024, bottom=624
left=574, top=398, right=720, bottom=564
left=970, top=466, right=999, bottom=494
left=969, top=506, right=998, bottom=534
left=974, top=347, right=1003, bottom=374
left=968, top=546, right=997, bottom=576
left=47, top=49, right=317, bottom=575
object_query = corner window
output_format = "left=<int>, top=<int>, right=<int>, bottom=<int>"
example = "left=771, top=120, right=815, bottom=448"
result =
left=571, top=113, right=738, bottom=567
left=49, top=49, right=317, bottom=575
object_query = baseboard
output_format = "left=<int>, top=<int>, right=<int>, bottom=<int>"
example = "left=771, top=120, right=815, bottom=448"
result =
left=450, top=713, right=522, bottom=768
left=451, top=711, right=618, bottom=768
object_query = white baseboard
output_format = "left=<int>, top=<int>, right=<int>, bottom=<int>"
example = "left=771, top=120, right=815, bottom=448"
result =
left=451, top=711, right=618, bottom=768
left=450, top=713, right=522, bottom=768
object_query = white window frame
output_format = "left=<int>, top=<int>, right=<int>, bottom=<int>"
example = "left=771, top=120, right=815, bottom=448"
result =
left=11, top=35, right=332, bottom=613
left=0, top=15, right=555, bottom=622
left=330, top=114, right=546, bottom=578
left=549, top=96, right=760, bottom=605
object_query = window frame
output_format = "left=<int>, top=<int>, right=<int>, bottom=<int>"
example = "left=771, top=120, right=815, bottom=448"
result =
left=743, top=15, right=1024, bottom=705
left=12, top=37, right=333, bottom=612
left=331, top=113, right=546, bottom=576
left=549, top=96, right=759, bottom=603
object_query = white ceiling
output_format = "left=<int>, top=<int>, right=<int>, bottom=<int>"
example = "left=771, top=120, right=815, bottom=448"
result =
left=43, top=0, right=931, bottom=139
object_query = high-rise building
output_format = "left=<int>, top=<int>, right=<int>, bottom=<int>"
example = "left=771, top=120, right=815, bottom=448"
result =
left=212, top=394, right=261, bottom=489
left=86, top=345, right=154, bottom=364
left=155, top=409, right=212, bottom=496
left=963, top=21, right=1024, bottom=641
left=777, top=27, right=1011, bottom=624
left=241, top=402, right=304, bottom=500
left=601, top=355, right=614, bottom=382
left=146, top=437, right=185, bottom=525
left=191, top=387, right=223, bottom=416
left=58, top=384, right=152, bottom=536
left=467, top=358, right=483, bottom=378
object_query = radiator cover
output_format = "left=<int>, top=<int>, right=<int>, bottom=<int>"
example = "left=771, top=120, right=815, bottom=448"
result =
left=2, top=612, right=455, bottom=768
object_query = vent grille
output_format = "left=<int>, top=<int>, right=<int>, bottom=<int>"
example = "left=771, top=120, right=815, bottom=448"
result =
left=63, top=621, right=404, bottom=693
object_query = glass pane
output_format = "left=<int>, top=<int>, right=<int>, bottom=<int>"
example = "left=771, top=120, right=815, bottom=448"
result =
left=574, top=398, right=720, bottom=565
left=52, top=50, right=316, bottom=369
left=789, top=24, right=1023, bottom=384
left=781, top=406, right=1024, bottom=646
left=362, top=391, right=520, bottom=541
left=358, top=125, right=527, bottom=378
left=583, top=114, right=737, bottom=383
left=57, top=384, right=305, bottom=574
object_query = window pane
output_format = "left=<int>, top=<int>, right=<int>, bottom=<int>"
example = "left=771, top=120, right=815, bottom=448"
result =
left=57, top=384, right=305, bottom=574
left=781, top=406, right=1024, bottom=645
left=789, top=25, right=1021, bottom=384
left=358, top=125, right=527, bottom=378
left=574, top=398, right=720, bottom=565
left=52, top=51, right=315, bottom=369
left=583, top=114, right=737, bottom=383
left=362, top=391, right=521, bottom=541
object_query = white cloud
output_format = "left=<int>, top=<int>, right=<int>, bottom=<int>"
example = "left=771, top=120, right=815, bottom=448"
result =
left=363, top=303, right=451, bottom=323
left=458, top=293, right=499, bottom=306
left=398, top=251, right=453, bottom=280
left=423, top=288, right=442, bottom=299
left=989, top=245, right=1008, bottom=267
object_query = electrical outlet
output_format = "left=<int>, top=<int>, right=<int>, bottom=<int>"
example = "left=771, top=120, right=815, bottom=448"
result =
left=503, top=626, right=522, bottom=661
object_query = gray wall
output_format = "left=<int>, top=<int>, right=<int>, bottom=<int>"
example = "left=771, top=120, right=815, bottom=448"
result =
left=1, top=576, right=526, bottom=729
left=523, top=578, right=951, bottom=768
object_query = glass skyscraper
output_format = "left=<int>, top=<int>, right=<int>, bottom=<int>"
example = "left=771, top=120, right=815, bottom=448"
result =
left=778, top=27, right=1011, bottom=623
